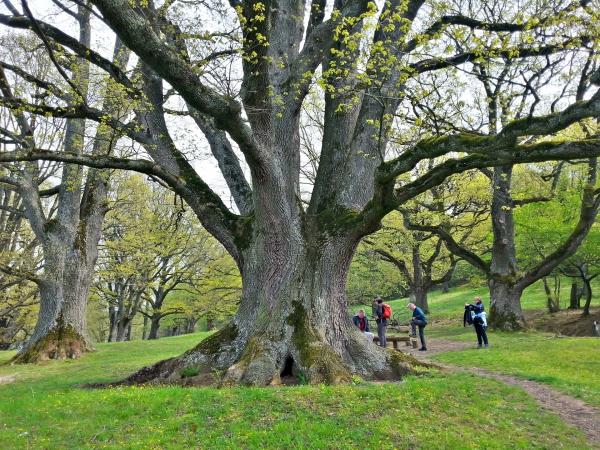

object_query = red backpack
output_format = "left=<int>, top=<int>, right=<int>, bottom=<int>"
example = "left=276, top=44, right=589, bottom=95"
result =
left=382, top=303, right=392, bottom=319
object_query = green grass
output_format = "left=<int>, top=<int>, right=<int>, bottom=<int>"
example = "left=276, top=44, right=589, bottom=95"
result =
left=363, top=282, right=600, bottom=410
left=431, top=331, right=600, bottom=408
left=1, top=330, right=598, bottom=449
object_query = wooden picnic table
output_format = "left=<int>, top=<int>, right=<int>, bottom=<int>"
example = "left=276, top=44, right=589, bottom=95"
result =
left=373, top=335, right=418, bottom=350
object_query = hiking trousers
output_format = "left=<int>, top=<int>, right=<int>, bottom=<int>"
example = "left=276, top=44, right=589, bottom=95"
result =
left=411, top=320, right=427, bottom=349
left=474, top=321, right=488, bottom=346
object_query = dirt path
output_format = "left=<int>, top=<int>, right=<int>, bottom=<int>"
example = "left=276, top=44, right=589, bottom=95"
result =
left=406, top=337, right=600, bottom=447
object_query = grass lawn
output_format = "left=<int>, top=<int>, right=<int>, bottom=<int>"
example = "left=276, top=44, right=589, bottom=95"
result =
left=430, top=329, right=600, bottom=408
left=1, top=328, right=598, bottom=449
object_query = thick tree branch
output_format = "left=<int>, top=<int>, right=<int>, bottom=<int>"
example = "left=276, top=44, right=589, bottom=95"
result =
left=403, top=2, right=588, bottom=54
left=410, top=40, right=590, bottom=75
left=0, top=147, right=243, bottom=258
left=89, top=0, right=265, bottom=175
left=401, top=217, right=489, bottom=272
left=378, top=88, right=600, bottom=185
left=0, top=13, right=136, bottom=92
left=0, top=61, right=70, bottom=103
left=188, top=107, right=253, bottom=215
left=0, top=261, right=43, bottom=285
left=512, top=195, right=553, bottom=207
left=0, top=96, right=156, bottom=146
left=393, top=140, right=600, bottom=207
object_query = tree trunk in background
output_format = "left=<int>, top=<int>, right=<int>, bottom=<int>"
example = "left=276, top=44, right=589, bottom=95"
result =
left=441, top=282, right=450, bottom=294
left=486, top=166, right=527, bottom=330
left=410, top=248, right=429, bottom=313
left=142, top=314, right=149, bottom=340
left=582, top=275, right=597, bottom=316
left=542, top=277, right=560, bottom=313
left=569, top=283, right=580, bottom=309
left=108, top=306, right=118, bottom=342
left=409, top=287, right=429, bottom=314
left=116, top=317, right=132, bottom=342
left=185, top=318, right=197, bottom=334
left=148, top=317, right=162, bottom=340
left=8, top=22, right=128, bottom=364
left=488, top=280, right=527, bottom=331
left=206, top=317, right=216, bottom=331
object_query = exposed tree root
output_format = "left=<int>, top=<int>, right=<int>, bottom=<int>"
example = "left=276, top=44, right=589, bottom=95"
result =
left=8, top=323, right=94, bottom=365
left=83, top=325, right=432, bottom=389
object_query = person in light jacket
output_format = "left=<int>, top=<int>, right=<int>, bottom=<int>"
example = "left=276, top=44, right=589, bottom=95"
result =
left=465, top=296, right=489, bottom=349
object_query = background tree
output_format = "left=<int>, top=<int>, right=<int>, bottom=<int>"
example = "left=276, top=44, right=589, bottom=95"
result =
left=369, top=167, right=490, bottom=313
left=1, top=0, right=600, bottom=383
left=0, top=19, right=132, bottom=362
left=346, top=243, right=405, bottom=309
left=0, top=183, right=39, bottom=349
left=92, top=172, right=242, bottom=341
left=396, top=13, right=600, bottom=329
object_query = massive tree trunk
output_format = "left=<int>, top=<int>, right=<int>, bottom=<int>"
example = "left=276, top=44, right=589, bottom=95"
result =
left=121, top=231, right=419, bottom=387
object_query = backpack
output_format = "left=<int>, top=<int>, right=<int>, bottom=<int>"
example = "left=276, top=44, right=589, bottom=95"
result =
left=382, top=303, right=392, bottom=319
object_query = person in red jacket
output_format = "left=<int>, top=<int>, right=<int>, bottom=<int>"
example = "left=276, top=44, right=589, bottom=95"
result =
left=374, top=296, right=387, bottom=348
left=352, top=309, right=374, bottom=341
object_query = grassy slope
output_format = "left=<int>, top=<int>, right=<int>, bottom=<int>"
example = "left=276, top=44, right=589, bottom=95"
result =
left=1, top=304, right=599, bottom=450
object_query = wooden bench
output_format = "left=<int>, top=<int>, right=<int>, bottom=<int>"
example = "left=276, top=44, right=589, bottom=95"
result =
left=373, top=335, right=418, bottom=350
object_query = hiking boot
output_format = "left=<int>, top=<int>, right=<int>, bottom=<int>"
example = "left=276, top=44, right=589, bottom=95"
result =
left=477, top=344, right=482, bottom=349
left=418, top=347, right=427, bottom=351
left=409, top=333, right=417, bottom=338
left=484, top=344, right=490, bottom=348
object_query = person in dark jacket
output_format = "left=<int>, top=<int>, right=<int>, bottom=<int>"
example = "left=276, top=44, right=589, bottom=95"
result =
left=465, top=296, right=489, bottom=348
left=408, top=303, right=427, bottom=351
left=373, top=296, right=387, bottom=348
left=352, top=309, right=374, bottom=341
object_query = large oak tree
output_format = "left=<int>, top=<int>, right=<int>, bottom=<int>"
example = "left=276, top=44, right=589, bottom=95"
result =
left=1, top=0, right=600, bottom=384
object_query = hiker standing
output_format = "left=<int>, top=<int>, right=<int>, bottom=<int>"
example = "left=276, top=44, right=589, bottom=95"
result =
left=465, top=296, right=489, bottom=349
left=373, top=296, right=387, bottom=348
left=352, top=309, right=375, bottom=341
left=408, top=303, right=428, bottom=351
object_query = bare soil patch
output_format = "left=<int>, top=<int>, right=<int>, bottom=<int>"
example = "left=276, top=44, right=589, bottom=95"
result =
left=525, top=306, right=600, bottom=337
left=0, top=374, right=17, bottom=385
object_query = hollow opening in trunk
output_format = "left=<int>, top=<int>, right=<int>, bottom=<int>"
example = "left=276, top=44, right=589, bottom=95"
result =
left=280, top=357, right=295, bottom=377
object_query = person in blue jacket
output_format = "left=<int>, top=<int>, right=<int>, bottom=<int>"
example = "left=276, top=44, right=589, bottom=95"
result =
left=408, top=303, right=427, bottom=351
left=465, top=296, right=489, bottom=349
